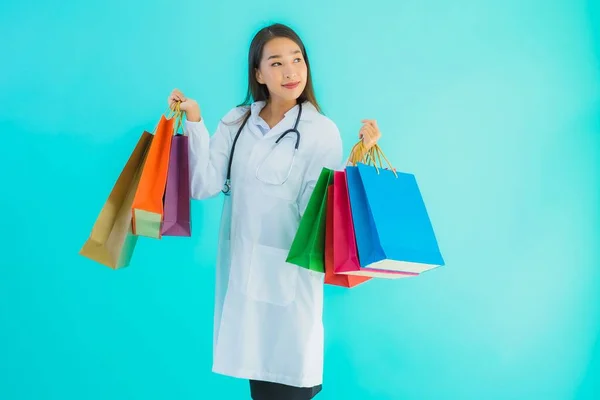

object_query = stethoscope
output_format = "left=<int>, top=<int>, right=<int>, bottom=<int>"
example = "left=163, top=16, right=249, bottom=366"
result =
left=222, top=103, right=303, bottom=196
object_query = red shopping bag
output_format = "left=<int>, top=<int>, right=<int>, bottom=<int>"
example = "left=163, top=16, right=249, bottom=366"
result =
left=333, top=170, right=417, bottom=279
left=324, top=185, right=370, bottom=288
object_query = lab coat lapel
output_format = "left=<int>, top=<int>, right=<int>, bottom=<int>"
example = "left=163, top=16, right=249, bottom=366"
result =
left=262, top=102, right=313, bottom=141
left=262, top=111, right=294, bottom=141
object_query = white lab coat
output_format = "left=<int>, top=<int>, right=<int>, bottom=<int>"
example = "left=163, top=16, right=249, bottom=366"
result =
left=184, top=100, right=343, bottom=388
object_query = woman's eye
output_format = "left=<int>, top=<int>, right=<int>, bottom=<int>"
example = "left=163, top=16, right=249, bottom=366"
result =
left=271, top=59, right=302, bottom=66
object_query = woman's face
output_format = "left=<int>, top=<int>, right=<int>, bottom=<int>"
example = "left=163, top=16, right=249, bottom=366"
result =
left=255, top=37, right=308, bottom=104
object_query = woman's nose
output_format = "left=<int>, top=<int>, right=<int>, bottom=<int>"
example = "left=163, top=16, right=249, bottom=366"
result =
left=284, top=68, right=297, bottom=80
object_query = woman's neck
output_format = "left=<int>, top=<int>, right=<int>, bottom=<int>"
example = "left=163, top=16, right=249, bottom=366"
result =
left=260, top=98, right=297, bottom=128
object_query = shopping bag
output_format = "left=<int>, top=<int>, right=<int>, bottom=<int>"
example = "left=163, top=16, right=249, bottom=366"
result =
left=347, top=145, right=444, bottom=274
left=286, top=168, right=333, bottom=272
left=160, top=131, right=191, bottom=237
left=325, top=184, right=371, bottom=288
left=333, top=169, right=415, bottom=279
left=79, top=131, right=153, bottom=269
left=131, top=108, right=180, bottom=239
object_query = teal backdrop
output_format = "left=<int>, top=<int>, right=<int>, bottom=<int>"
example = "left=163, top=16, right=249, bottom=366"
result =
left=1, top=0, right=599, bottom=399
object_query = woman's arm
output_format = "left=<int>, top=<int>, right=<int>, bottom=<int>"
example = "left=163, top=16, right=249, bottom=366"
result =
left=185, top=111, right=239, bottom=200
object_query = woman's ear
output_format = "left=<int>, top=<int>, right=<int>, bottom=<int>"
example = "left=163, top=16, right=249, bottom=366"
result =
left=255, top=68, right=264, bottom=84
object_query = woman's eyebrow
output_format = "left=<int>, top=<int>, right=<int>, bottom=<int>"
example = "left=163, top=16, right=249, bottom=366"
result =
left=267, top=50, right=302, bottom=60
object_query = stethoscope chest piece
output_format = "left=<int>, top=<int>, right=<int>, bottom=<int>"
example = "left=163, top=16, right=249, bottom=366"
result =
left=223, top=179, right=232, bottom=196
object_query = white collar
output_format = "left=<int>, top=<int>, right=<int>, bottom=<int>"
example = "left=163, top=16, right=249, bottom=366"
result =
left=250, top=100, right=317, bottom=123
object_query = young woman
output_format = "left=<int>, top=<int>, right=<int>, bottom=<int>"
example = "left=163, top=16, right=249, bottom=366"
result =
left=168, top=23, right=381, bottom=400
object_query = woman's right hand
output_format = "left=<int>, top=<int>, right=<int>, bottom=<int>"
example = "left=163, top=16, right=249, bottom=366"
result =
left=168, top=89, right=201, bottom=122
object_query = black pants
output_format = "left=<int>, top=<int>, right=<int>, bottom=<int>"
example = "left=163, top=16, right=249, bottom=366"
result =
left=249, top=379, right=322, bottom=400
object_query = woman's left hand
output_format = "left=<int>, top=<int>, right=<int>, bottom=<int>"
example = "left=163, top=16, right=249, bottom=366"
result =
left=359, top=119, right=382, bottom=150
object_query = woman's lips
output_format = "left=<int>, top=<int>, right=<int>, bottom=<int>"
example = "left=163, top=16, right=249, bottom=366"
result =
left=282, top=82, right=300, bottom=89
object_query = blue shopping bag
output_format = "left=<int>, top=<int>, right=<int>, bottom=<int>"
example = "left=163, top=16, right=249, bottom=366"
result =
left=346, top=161, right=444, bottom=274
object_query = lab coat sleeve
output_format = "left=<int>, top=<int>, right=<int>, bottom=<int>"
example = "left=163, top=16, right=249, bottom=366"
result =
left=185, top=111, right=237, bottom=200
left=297, top=122, right=344, bottom=217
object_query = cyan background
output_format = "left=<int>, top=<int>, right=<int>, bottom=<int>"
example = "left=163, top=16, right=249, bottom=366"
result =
left=1, top=0, right=598, bottom=399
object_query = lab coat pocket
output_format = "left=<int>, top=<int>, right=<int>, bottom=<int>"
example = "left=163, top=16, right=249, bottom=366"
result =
left=247, top=244, right=298, bottom=306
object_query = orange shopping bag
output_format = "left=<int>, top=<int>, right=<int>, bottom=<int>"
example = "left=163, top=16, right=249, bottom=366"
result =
left=132, top=107, right=183, bottom=239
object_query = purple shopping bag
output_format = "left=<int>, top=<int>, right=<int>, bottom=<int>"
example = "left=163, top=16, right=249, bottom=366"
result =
left=160, top=133, right=191, bottom=236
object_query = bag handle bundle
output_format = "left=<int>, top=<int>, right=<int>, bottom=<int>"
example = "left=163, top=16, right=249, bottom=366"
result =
left=347, top=141, right=399, bottom=178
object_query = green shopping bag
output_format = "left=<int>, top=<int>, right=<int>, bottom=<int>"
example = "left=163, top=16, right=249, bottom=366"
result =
left=286, top=168, right=333, bottom=272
